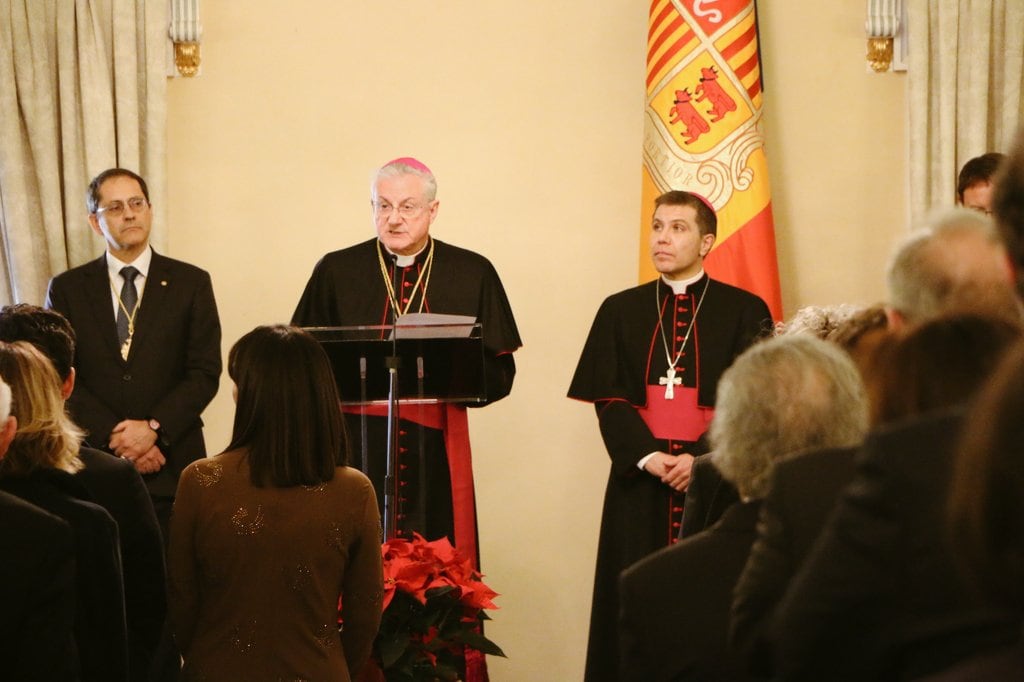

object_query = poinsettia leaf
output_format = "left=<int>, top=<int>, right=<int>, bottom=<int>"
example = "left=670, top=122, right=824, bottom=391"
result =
left=378, top=631, right=413, bottom=668
left=425, top=585, right=458, bottom=600
left=432, top=661, right=462, bottom=681
left=456, top=630, right=506, bottom=657
left=411, top=658, right=447, bottom=680
left=377, top=534, right=505, bottom=679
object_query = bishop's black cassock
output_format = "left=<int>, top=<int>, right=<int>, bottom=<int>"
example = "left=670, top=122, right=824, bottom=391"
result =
left=292, top=237, right=521, bottom=565
left=568, top=274, right=770, bottom=682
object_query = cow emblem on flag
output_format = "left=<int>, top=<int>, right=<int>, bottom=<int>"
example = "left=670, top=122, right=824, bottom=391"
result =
left=641, top=0, right=782, bottom=320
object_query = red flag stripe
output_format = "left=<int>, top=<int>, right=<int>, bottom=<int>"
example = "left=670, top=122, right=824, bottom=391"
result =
left=733, top=50, right=759, bottom=81
left=648, top=1, right=676, bottom=42
left=647, top=15, right=684, bottom=65
left=647, top=29, right=696, bottom=88
left=704, top=202, right=782, bottom=321
left=720, top=21, right=757, bottom=61
left=746, top=76, right=762, bottom=100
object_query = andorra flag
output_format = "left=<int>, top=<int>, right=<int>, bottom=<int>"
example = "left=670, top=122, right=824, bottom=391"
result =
left=641, top=0, right=782, bottom=320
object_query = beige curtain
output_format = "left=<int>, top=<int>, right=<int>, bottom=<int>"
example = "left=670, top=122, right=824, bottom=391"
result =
left=0, top=0, right=167, bottom=306
left=907, top=0, right=1024, bottom=222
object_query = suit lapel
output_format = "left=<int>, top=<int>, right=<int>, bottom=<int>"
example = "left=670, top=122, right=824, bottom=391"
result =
left=83, top=255, right=124, bottom=360
left=128, top=251, right=170, bottom=365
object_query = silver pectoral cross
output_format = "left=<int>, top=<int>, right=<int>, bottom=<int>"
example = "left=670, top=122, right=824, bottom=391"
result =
left=660, top=366, right=682, bottom=399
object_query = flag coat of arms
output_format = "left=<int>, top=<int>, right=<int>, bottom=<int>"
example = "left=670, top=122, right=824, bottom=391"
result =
left=642, top=0, right=782, bottom=320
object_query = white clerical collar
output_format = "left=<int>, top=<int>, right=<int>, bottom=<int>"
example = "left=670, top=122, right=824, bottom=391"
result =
left=382, top=240, right=428, bottom=267
left=661, top=269, right=706, bottom=295
left=105, top=246, right=153, bottom=280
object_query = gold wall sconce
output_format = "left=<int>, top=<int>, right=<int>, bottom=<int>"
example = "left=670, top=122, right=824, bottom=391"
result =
left=169, top=0, right=202, bottom=77
left=865, top=0, right=904, bottom=73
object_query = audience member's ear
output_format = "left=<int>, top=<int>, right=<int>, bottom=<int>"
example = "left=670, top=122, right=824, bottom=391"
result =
left=1004, top=253, right=1017, bottom=286
left=0, top=415, right=18, bottom=461
left=885, top=306, right=907, bottom=333
left=61, top=367, right=76, bottom=401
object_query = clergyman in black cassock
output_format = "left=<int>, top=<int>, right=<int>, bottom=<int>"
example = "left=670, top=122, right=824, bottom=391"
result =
left=292, top=158, right=520, bottom=567
left=568, top=190, right=771, bottom=682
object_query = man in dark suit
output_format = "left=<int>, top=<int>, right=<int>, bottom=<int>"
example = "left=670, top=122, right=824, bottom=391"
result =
left=45, top=167, right=222, bottom=536
left=729, top=445, right=859, bottom=675
left=677, top=451, right=740, bottom=539
left=0, top=489, right=77, bottom=680
left=0, top=303, right=167, bottom=681
left=772, top=411, right=1021, bottom=681
left=744, top=205, right=1023, bottom=680
left=617, top=335, right=869, bottom=682
left=0, top=376, right=78, bottom=681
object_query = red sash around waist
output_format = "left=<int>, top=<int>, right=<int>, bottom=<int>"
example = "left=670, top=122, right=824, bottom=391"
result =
left=342, top=402, right=479, bottom=569
left=635, top=386, right=714, bottom=442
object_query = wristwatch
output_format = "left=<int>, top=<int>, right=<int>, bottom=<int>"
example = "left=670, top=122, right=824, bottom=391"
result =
left=148, top=418, right=168, bottom=448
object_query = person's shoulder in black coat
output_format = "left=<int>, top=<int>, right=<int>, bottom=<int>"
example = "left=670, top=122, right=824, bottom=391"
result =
left=0, top=489, right=77, bottom=681
left=679, top=453, right=740, bottom=539
left=0, top=468, right=129, bottom=682
left=77, top=446, right=166, bottom=680
left=619, top=501, right=767, bottom=682
left=771, top=410, right=1021, bottom=681
left=730, top=444, right=860, bottom=674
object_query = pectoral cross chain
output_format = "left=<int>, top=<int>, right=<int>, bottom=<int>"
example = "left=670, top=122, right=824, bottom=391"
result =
left=660, top=366, right=682, bottom=399
left=654, top=279, right=709, bottom=402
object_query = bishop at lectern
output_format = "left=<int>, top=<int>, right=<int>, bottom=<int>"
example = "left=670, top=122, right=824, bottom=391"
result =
left=292, top=157, right=521, bottom=566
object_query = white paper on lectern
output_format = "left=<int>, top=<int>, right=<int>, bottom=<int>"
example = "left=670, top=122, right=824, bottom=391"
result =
left=393, top=313, right=477, bottom=339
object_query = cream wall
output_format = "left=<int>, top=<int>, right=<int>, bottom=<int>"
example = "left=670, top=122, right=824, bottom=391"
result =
left=165, top=3, right=905, bottom=680
left=760, top=4, right=907, bottom=311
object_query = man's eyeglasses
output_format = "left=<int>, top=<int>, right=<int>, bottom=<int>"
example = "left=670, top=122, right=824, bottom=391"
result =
left=372, top=200, right=427, bottom=218
left=95, top=197, right=148, bottom=217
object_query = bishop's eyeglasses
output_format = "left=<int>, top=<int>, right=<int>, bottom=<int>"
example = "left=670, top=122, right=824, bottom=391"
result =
left=372, top=200, right=428, bottom=218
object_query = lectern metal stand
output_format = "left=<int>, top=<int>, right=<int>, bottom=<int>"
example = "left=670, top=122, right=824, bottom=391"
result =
left=306, top=321, right=485, bottom=541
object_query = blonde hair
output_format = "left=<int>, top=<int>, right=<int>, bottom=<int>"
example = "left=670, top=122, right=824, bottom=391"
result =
left=0, top=341, right=83, bottom=475
left=0, top=377, right=10, bottom=421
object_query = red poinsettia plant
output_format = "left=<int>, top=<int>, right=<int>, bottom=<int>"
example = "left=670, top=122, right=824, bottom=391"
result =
left=363, top=533, right=505, bottom=682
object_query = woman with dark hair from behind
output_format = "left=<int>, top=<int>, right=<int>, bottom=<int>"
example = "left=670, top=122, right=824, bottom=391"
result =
left=928, top=342, right=1024, bottom=680
left=167, top=325, right=383, bottom=681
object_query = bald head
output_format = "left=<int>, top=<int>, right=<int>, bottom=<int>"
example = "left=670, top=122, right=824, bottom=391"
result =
left=886, top=208, right=1015, bottom=327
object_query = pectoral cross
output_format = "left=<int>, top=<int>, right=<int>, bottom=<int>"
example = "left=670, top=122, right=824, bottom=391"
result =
left=660, top=366, right=682, bottom=399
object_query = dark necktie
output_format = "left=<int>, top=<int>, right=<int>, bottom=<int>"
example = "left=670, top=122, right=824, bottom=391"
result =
left=117, top=266, right=140, bottom=347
